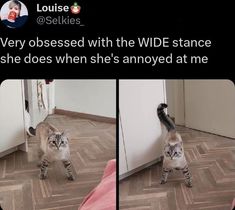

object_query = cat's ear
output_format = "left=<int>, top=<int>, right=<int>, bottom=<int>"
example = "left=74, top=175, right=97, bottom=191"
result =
left=48, top=128, right=54, bottom=136
left=61, top=130, right=71, bottom=139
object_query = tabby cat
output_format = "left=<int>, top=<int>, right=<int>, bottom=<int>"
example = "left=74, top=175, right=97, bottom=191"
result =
left=35, top=122, right=75, bottom=180
left=157, top=103, right=192, bottom=187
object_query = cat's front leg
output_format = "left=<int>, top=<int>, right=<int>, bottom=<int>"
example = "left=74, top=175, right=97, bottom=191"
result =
left=37, top=148, right=44, bottom=167
left=39, top=156, right=50, bottom=180
left=182, top=165, right=192, bottom=187
left=160, top=167, right=171, bottom=184
left=63, top=160, right=75, bottom=181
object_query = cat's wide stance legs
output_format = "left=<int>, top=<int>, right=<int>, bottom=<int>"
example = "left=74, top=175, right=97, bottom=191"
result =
left=39, top=157, right=49, bottom=179
left=39, top=157, right=75, bottom=181
left=182, top=165, right=192, bottom=187
left=63, top=160, right=75, bottom=181
left=160, top=166, right=192, bottom=187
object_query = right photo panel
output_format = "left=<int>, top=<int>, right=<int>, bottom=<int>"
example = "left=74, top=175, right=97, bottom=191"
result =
left=119, top=79, right=235, bottom=210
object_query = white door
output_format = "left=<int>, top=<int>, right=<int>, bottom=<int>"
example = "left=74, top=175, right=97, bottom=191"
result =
left=0, top=80, right=26, bottom=153
left=119, top=80, right=166, bottom=172
left=184, top=80, right=235, bottom=138
left=119, top=115, right=128, bottom=175
left=26, top=80, right=49, bottom=128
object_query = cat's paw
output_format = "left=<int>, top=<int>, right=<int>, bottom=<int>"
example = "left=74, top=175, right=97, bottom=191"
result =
left=67, top=174, right=75, bottom=181
left=185, top=181, right=192, bottom=188
left=160, top=180, right=167, bottom=184
left=37, top=162, right=42, bottom=167
left=39, top=173, right=47, bottom=180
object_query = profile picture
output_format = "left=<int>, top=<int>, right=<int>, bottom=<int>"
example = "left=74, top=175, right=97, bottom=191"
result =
left=0, top=0, right=28, bottom=28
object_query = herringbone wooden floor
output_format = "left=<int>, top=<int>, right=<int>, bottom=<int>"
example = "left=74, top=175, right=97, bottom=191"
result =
left=0, top=114, right=116, bottom=210
left=120, top=126, right=235, bottom=210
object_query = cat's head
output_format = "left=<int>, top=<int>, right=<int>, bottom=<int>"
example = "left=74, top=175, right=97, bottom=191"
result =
left=164, top=131, right=183, bottom=159
left=48, top=131, right=69, bottom=150
left=164, top=142, right=183, bottom=159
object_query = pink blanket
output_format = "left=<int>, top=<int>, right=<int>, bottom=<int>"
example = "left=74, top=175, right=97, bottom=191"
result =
left=231, top=198, right=235, bottom=210
left=79, top=159, right=116, bottom=210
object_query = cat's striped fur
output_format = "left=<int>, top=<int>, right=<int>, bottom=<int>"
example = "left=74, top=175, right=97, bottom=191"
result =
left=157, top=103, right=192, bottom=187
left=36, top=122, right=75, bottom=180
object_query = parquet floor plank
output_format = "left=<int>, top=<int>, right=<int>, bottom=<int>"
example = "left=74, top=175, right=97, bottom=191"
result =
left=120, top=126, right=235, bottom=210
left=0, top=114, right=115, bottom=210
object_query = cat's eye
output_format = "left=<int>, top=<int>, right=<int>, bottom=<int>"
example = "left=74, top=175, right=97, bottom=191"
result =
left=52, top=141, right=56, bottom=144
left=61, top=141, right=64, bottom=144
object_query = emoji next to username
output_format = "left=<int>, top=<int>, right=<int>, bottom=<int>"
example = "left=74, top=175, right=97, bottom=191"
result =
left=71, top=2, right=81, bottom=14
left=0, top=0, right=28, bottom=28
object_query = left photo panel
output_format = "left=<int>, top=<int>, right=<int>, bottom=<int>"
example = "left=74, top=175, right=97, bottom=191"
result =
left=0, top=79, right=116, bottom=210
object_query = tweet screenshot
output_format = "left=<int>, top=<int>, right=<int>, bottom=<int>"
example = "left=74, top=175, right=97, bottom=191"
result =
left=0, top=0, right=224, bottom=77
left=0, top=1, right=234, bottom=210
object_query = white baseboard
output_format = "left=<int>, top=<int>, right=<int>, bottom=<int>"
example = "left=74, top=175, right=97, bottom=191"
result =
left=0, top=147, right=18, bottom=158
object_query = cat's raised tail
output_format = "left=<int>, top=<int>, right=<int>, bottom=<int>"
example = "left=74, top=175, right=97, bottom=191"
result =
left=28, top=127, right=36, bottom=136
left=157, top=103, right=176, bottom=132
left=27, top=122, right=58, bottom=137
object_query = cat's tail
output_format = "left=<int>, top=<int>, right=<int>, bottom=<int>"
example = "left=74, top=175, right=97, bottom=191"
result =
left=157, top=103, right=176, bottom=131
left=27, top=127, right=36, bottom=136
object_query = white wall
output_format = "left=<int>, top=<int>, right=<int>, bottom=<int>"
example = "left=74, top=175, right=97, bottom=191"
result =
left=165, top=80, right=185, bottom=125
left=185, top=80, right=235, bottom=138
left=55, top=80, right=116, bottom=118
